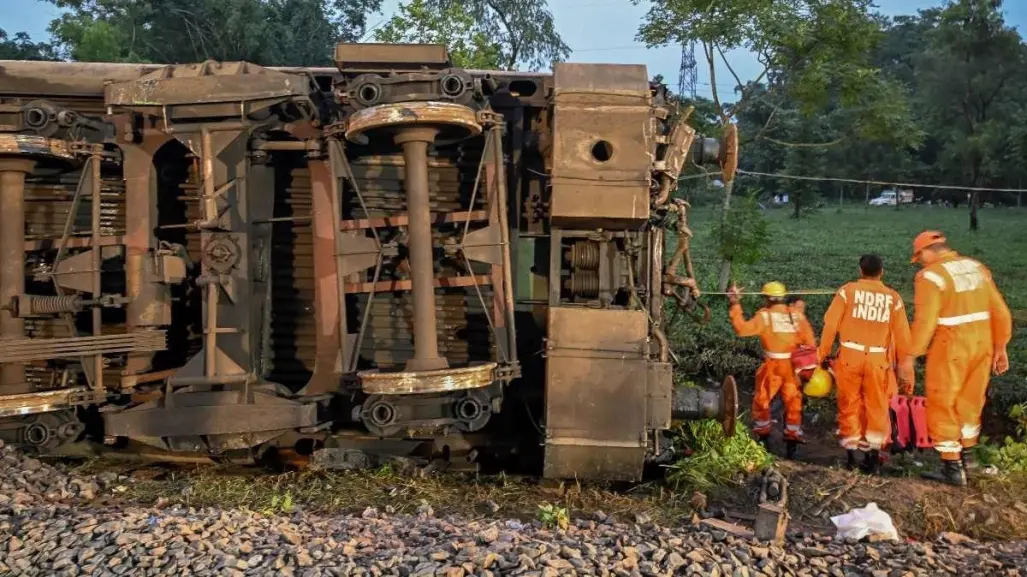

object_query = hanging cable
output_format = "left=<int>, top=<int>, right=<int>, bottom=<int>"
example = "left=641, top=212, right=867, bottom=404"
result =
left=736, top=169, right=1027, bottom=193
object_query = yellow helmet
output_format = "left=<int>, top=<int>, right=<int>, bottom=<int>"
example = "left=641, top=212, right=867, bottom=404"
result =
left=803, top=367, right=834, bottom=398
left=761, top=281, right=787, bottom=299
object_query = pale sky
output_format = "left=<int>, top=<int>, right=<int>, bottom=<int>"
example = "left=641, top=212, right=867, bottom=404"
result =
left=3, top=0, right=1025, bottom=100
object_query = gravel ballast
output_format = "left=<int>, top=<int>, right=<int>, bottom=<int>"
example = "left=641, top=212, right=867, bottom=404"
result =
left=2, top=441, right=1025, bottom=577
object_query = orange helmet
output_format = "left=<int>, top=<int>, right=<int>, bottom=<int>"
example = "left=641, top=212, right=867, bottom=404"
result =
left=911, top=230, right=946, bottom=263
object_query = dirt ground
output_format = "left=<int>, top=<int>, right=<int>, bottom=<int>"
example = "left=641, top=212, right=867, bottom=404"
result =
left=745, top=432, right=1027, bottom=541
left=739, top=391, right=1027, bottom=541
left=59, top=425, right=1027, bottom=544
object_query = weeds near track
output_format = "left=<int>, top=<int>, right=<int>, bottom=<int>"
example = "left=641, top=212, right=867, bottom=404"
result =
left=975, top=402, right=1027, bottom=474
left=664, top=419, right=773, bottom=493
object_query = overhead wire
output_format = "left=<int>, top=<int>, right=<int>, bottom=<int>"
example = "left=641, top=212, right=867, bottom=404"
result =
left=735, top=169, right=1027, bottom=193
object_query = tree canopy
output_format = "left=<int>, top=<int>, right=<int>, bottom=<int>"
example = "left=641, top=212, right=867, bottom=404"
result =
left=0, top=29, right=56, bottom=60
left=25, top=0, right=567, bottom=71
left=41, top=0, right=384, bottom=65
left=373, top=0, right=504, bottom=69
left=3, top=0, right=1024, bottom=226
left=718, top=0, right=1027, bottom=218
left=376, top=0, right=569, bottom=71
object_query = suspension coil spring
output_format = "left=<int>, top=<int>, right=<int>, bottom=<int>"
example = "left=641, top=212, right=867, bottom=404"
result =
left=15, top=295, right=83, bottom=316
left=565, top=270, right=600, bottom=298
left=568, top=241, right=600, bottom=270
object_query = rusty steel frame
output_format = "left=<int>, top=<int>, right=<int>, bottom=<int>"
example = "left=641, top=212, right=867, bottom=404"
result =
left=0, top=158, right=36, bottom=394
left=0, top=48, right=739, bottom=481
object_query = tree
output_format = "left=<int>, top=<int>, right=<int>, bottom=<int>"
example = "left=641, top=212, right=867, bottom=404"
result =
left=915, top=0, right=1027, bottom=230
left=377, top=0, right=569, bottom=71
left=374, top=0, right=503, bottom=69
left=44, top=0, right=384, bottom=66
left=779, top=111, right=830, bottom=217
left=0, top=29, right=57, bottom=60
left=633, top=0, right=919, bottom=289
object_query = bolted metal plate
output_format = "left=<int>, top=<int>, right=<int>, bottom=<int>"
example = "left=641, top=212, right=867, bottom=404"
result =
left=543, top=307, right=649, bottom=481
left=548, top=63, right=654, bottom=229
left=334, top=43, right=450, bottom=72
left=646, top=362, right=673, bottom=431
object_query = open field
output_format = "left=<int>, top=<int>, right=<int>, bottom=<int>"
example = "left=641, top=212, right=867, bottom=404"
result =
left=676, top=203, right=1027, bottom=414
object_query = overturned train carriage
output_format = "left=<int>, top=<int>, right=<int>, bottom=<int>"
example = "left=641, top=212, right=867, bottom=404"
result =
left=0, top=43, right=738, bottom=481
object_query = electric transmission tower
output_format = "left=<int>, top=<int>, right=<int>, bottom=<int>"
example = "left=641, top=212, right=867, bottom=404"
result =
left=678, top=41, right=697, bottom=102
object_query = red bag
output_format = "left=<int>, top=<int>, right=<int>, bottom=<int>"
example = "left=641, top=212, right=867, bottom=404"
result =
left=791, top=345, right=818, bottom=376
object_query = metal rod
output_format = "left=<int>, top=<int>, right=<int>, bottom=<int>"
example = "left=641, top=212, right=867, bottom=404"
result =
left=396, top=127, right=447, bottom=372
left=0, top=158, right=36, bottom=394
left=253, top=140, right=309, bottom=151
left=252, top=215, right=313, bottom=224
left=164, top=120, right=249, bottom=135
left=490, top=124, right=518, bottom=365
left=349, top=254, right=383, bottom=373
left=167, top=374, right=250, bottom=386
left=90, top=151, right=104, bottom=392
left=201, top=127, right=219, bottom=378
left=704, top=290, right=837, bottom=296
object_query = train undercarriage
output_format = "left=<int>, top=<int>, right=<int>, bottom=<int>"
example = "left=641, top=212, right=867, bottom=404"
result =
left=0, top=43, right=738, bottom=481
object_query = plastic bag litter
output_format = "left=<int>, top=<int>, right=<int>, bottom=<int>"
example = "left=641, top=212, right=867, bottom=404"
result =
left=830, top=502, right=899, bottom=541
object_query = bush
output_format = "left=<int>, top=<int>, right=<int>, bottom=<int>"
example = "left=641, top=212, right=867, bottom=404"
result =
left=714, top=194, right=771, bottom=266
left=537, top=502, right=569, bottom=529
left=977, top=403, right=1027, bottom=474
left=665, top=419, right=774, bottom=492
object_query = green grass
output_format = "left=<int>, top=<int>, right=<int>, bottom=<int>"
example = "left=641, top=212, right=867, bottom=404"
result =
left=673, top=203, right=1027, bottom=413
left=665, top=419, right=774, bottom=492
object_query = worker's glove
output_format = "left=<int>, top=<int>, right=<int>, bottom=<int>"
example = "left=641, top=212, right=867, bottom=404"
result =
left=727, top=283, right=742, bottom=306
left=992, top=347, right=1010, bottom=376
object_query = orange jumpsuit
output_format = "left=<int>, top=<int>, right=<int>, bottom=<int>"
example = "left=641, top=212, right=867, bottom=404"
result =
left=885, top=340, right=899, bottom=399
left=819, top=279, right=911, bottom=451
left=910, top=251, right=1012, bottom=460
left=730, top=302, right=816, bottom=440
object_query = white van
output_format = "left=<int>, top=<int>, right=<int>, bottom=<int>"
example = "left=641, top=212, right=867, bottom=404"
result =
left=869, top=189, right=913, bottom=206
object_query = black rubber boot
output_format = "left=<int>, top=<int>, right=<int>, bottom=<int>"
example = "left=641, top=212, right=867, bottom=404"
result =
left=845, top=450, right=859, bottom=471
left=961, top=450, right=977, bottom=472
left=785, top=440, right=799, bottom=459
left=757, top=435, right=770, bottom=448
left=921, top=459, right=967, bottom=487
left=861, top=450, right=881, bottom=475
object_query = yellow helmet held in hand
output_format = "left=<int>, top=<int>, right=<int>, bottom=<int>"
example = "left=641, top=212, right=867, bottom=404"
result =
left=803, top=367, right=833, bottom=398
left=761, top=281, right=787, bottom=299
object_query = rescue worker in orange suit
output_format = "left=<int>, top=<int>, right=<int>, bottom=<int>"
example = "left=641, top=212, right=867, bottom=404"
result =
left=728, top=281, right=817, bottom=458
left=908, top=231, right=1012, bottom=486
left=818, top=254, right=913, bottom=474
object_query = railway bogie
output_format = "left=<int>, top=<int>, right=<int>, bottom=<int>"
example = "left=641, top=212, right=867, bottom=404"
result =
left=0, top=43, right=738, bottom=481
